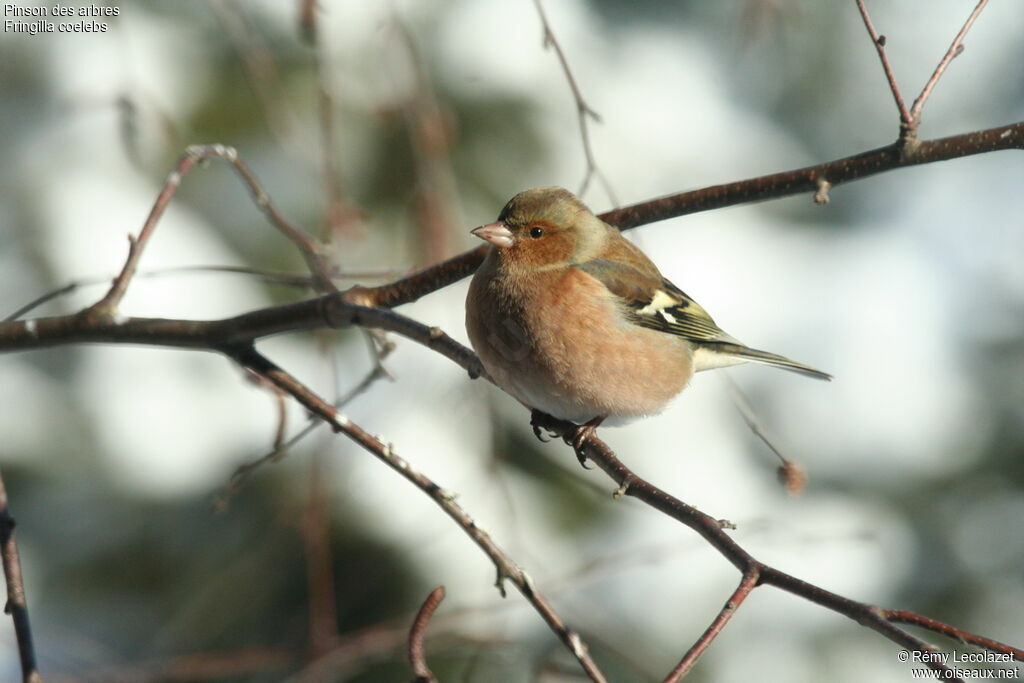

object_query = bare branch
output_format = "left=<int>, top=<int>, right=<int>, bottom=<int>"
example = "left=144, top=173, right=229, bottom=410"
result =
left=854, top=0, right=912, bottom=129
left=910, top=0, right=990, bottom=125
left=4, top=264, right=409, bottom=323
left=532, top=0, right=618, bottom=205
left=6, top=121, right=1010, bottom=340
left=4, top=282, right=79, bottom=323
left=408, top=586, right=446, bottom=682
left=86, top=145, right=334, bottom=319
left=216, top=360, right=393, bottom=509
left=882, top=610, right=1024, bottom=662
left=597, top=121, right=1023, bottom=230
left=230, top=347, right=608, bottom=682
left=346, top=120, right=1024, bottom=310
left=529, top=411, right=1009, bottom=682
left=664, top=571, right=759, bottom=682
left=309, top=5, right=364, bottom=246
left=0, top=468, right=42, bottom=683
left=721, top=375, right=807, bottom=495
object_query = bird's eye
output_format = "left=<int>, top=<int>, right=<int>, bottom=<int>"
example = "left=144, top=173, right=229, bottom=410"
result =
left=529, top=226, right=545, bottom=239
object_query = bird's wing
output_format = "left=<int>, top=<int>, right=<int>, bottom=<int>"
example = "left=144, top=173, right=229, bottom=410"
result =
left=574, top=258, right=738, bottom=344
left=574, top=258, right=832, bottom=380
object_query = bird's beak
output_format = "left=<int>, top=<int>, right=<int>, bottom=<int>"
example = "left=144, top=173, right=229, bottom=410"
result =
left=471, top=222, right=514, bottom=248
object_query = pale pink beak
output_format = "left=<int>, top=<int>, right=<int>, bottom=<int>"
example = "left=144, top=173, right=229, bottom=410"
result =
left=471, top=221, right=514, bottom=248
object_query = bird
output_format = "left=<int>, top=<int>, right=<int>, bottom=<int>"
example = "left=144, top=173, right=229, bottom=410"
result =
left=465, top=186, right=830, bottom=451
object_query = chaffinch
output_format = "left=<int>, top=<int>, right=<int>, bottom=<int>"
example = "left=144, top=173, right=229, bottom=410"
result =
left=466, top=186, right=830, bottom=445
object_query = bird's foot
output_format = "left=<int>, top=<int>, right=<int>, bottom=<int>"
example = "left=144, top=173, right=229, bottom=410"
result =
left=530, top=410, right=557, bottom=443
left=568, top=416, right=605, bottom=468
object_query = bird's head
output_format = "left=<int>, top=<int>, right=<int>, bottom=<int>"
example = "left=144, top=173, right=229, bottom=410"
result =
left=471, top=187, right=607, bottom=272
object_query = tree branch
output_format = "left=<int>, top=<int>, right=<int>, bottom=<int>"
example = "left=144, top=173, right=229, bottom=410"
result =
left=530, top=412, right=1022, bottom=681
left=86, top=144, right=333, bottom=320
left=910, top=0, right=990, bottom=125
left=325, top=120, right=1024, bottom=311
left=1, top=115, right=1020, bottom=683
left=854, top=0, right=912, bottom=130
left=664, top=571, right=759, bottom=682
left=596, top=121, right=1023, bottom=229
left=227, top=346, right=608, bottom=682
left=532, top=0, right=617, bottom=204
left=0, top=468, right=42, bottom=683
left=408, top=586, right=445, bottom=682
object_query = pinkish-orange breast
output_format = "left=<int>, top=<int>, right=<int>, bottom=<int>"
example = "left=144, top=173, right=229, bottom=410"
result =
left=468, top=263, right=694, bottom=424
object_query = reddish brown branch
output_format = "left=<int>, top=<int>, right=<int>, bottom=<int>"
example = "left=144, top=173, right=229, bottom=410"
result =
left=531, top=412, right=1019, bottom=682
left=664, top=571, right=760, bottom=682
left=217, top=360, right=394, bottom=510
left=306, top=3, right=364, bottom=246
left=229, top=346, right=608, bottom=683
left=882, top=610, right=1024, bottom=662
left=20, top=120, right=1016, bottom=337
left=911, top=0, right=990, bottom=125
left=0, top=294, right=487, bottom=381
left=343, top=120, right=1024, bottom=308
left=854, top=0, right=912, bottom=129
left=597, top=121, right=1023, bottom=230
left=388, top=20, right=461, bottom=265
left=15, top=292, right=1012, bottom=675
left=0, top=468, right=42, bottom=683
left=408, top=586, right=446, bottom=682
left=855, top=0, right=991, bottom=140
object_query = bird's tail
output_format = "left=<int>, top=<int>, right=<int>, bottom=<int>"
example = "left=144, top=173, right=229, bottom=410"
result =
left=705, top=343, right=833, bottom=381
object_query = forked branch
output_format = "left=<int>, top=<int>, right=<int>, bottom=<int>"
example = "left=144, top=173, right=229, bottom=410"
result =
left=529, top=413, right=1023, bottom=682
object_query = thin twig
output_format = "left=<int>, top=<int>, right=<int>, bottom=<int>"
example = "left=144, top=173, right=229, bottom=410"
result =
left=532, top=0, right=618, bottom=206
left=4, top=282, right=79, bottom=322
left=854, top=0, right=912, bottom=129
left=721, top=374, right=807, bottom=495
left=0, top=468, right=42, bottom=683
left=85, top=145, right=334, bottom=319
left=910, top=0, right=990, bottom=125
left=663, top=571, right=760, bottom=682
left=721, top=374, right=787, bottom=465
left=242, top=370, right=289, bottom=451
left=216, top=361, right=392, bottom=509
left=408, top=586, right=446, bottom=682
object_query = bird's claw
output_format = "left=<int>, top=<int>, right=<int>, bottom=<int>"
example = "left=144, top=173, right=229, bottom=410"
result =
left=568, top=416, right=605, bottom=468
left=532, top=423, right=551, bottom=443
left=530, top=410, right=558, bottom=443
left=569, top=424, right=597, bottom=468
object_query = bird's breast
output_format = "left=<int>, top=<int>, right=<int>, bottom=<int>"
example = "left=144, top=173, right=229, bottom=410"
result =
left=467, top=265, right=694, bottom=424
